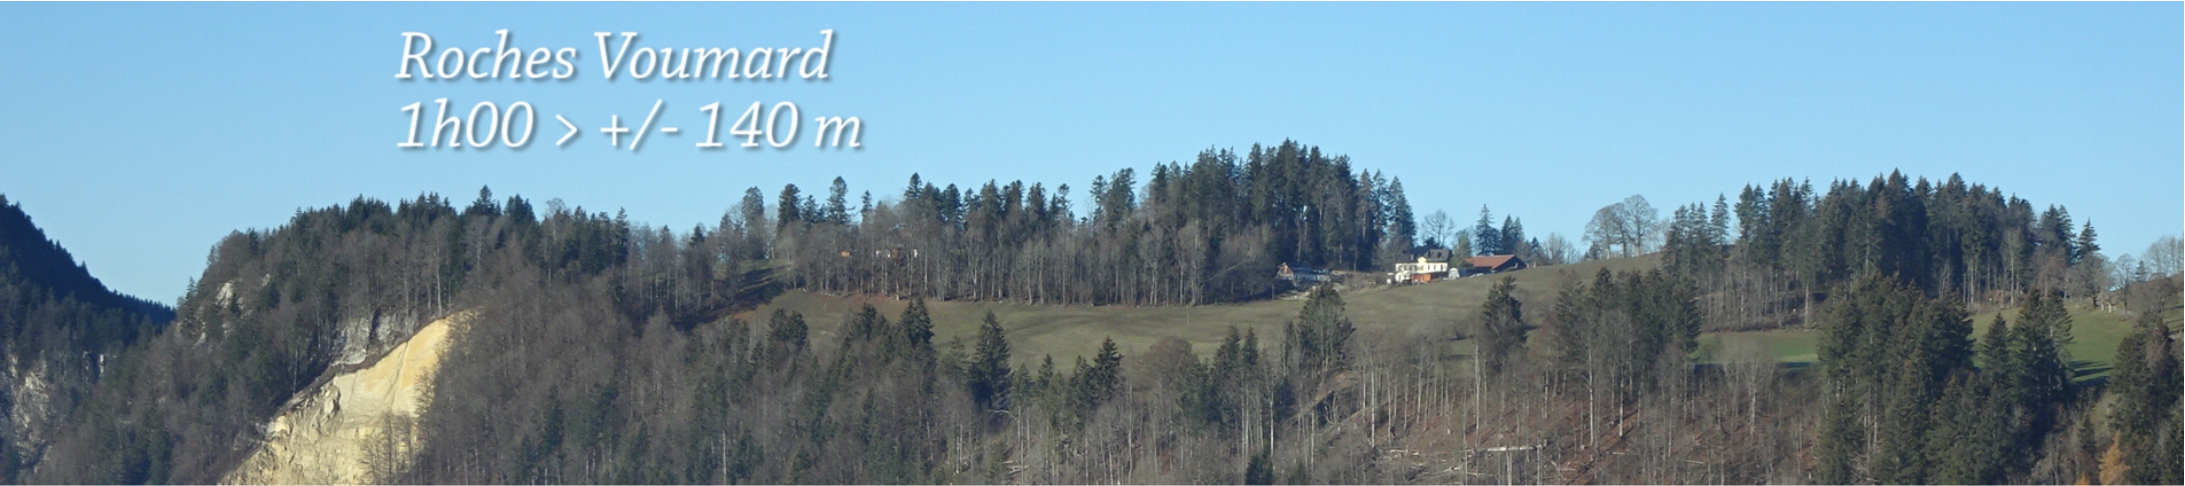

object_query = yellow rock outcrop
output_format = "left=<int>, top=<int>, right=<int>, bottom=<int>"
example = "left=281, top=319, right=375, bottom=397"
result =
left=222, top=313, right=462, bottom=485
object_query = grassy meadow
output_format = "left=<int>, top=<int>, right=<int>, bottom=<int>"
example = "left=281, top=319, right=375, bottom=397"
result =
left=1702, top=296, right=2179, bottom=380
left=738, top=254, right=2175, bottom=381
left=736, top=255, right=1661, bottom=366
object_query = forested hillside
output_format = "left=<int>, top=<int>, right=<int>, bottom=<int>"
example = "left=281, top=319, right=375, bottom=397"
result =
left=28, top=191, right=771, bottom=483
left=0, top=196, right=172, bottom=482
left=1648, top=171, right=2183, bottom=483
left=2, top=154, right=2178, bottom=484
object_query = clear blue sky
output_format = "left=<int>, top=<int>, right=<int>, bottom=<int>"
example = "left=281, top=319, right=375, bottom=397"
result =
left=2, top=2, right=2178, bottom=303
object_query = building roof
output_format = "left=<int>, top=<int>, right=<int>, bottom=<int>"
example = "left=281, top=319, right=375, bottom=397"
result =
left=1421, top=248, right=1453, bottom=263
left=1464, top=254, right=1522, bottom=269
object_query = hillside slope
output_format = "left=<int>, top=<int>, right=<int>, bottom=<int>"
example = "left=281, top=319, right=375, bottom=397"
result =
left=740, top=255, right=1662, bottom=364
left=752, top=253, right=2173, bottom=379
left=0, top=196, right=172, bottom=482
left=0, top=195, right=174, bottom=324
left=29, top=197, right=481, bottom=483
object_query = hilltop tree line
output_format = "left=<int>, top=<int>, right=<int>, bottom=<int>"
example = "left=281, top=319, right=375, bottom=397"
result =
left=773, top=140, right=1419, bottom=305
left=1660, top=171, right=2137, bottom=330
left=0, top=196, right=172, bottom=351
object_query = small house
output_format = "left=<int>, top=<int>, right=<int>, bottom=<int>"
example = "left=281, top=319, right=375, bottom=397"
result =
left=1392, top=256, right=1451, bottom=283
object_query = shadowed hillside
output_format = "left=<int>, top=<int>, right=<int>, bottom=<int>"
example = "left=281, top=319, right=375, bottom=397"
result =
left=0, top=196, right=173, bottom=482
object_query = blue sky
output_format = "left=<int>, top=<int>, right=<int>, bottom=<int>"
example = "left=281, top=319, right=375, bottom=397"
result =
left=1, top=2, right=2178, bottom=303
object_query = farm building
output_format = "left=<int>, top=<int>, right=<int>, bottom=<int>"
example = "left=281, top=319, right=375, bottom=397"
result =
left=1277, top=263, right=1333, bottom=283
left=1459, top=254, right=1528, bottom=276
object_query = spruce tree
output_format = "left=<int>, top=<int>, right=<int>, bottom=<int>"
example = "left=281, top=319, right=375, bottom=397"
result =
left=2009, top=295, right=2069, bottom=415
left=1875, top=353, right=1935, bottom=484
left=1500, top=216, right=1526, bottom=256
left=2074, top=221, right=2100, bottom=264
left=776, top=184, right=804, bottom=229
left=1477, top=276, right=1527, bottom=376
left=1978, top=314, right=2013, bottom=373
left=1816, top=398, right=1862, bottom=485
left=900, top=299, right=934, bottom=351
left=1071, top=338, right=1124, bottom=422
left=825, top=177, right=851, bottom=224
left=2112, top=317, right=2183, bottom=484
left=1474, top=206, right=1501, bottom=255
left=766, top=309, right=808, bottom=357
left=2020, top=289, right=2074, bottom=350
left=1384, top=178, right=1415, bottom=244
left=1927, top=375, right=2004, bottom=484
left=1292, top=285, right=1354, bottom=374
left=969, top=312, right=1013, bottom=413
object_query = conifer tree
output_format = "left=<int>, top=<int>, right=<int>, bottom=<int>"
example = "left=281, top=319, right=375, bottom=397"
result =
left=776, top=184, right=803, bottom=230
left=1287, top=285, right=1354, bottom=374
left=1474, top=206, right=1501, bottom=255
left=1927, top=374, right=2005, bottom=484
left=900, top=299, right=934, bottom=351
left=2020, top=289, right=2074, bottom=350
left=1070, top=338, right=1124, bottom=423
left=969, top=312, right=1013, bottom=413
left=2109, top=316, right=2183, bottom=484
left=1477, top=276, right=1527, bottom=376
left=825, top=177, right=851, bottom=224
left=1816, top=399, right=1861, bottom=485
left=1875, top=353, right=1936, bottom=484
left=2008, top=293, right=2069, bottom=415
left=1500, top=216, right=1526, bottom=257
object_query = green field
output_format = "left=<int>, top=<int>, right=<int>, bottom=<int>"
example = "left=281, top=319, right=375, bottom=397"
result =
left=740, top=256, right=2176, bottom=379
left=1702, top=298, right=2180, bottom=380
left=738, top=256, right=1661, bottom=366
left=1971, top=300, right=2180, bottom=380
left=1700, top=329, right=1821, bottom=365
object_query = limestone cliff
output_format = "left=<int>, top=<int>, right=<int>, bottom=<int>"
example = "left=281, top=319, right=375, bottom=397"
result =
left=221, top=313, right=461, bottom=485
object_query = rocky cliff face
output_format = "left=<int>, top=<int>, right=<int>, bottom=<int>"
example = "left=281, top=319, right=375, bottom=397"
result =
left=222, top=313, right=461, bottom=485
left=2, top=359, right=58, bottom=466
